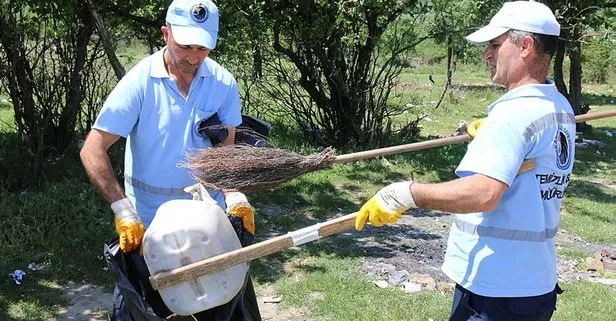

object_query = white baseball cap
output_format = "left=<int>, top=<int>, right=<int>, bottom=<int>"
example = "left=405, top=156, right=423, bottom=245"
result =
left=466, top=1, right=560, bottom=45
left=166, top=0, right=219, bottom=49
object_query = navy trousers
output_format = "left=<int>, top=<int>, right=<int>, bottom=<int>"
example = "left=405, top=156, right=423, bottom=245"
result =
left=449, top=284, right=562, bottom=321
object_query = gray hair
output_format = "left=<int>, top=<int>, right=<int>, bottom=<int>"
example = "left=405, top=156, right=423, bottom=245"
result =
left=508, top=30, right=559, bottom=56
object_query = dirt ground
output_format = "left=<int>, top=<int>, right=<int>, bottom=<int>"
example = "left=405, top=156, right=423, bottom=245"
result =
left=53, top=284, right=308, bottom=321
left=54, top=208, right=616, bottom=321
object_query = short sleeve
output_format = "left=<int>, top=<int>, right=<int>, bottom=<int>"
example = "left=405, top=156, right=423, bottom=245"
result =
left=93, top=71, right=143, bottom=137
left=455, top=117, right=526, bottom=186
left=216, top=78, right=242, bottom=127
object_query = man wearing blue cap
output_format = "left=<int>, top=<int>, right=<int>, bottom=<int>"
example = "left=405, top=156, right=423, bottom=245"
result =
left=80, top=0, right=262, bottom=320
left=354, top=2, right=574, bottom=320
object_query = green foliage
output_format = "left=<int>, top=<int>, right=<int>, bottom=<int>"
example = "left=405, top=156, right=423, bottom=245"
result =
left=0, top=2, right=615, bottom=320
left=583, top=35, right=616, bottom=84
left=0, top=0, right=119, bottom=188
left=0, top=98, right=13, bottom=132
left=222, top=0, right=431, bottom=148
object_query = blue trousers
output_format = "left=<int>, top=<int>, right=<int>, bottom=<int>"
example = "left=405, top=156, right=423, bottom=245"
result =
left=449, top=284, right=561, bottom=321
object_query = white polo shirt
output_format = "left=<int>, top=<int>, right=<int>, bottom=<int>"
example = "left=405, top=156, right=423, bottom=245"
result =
left=441, top=81, right=575, bottom=297
left=93, top=49, right=242, bottom=226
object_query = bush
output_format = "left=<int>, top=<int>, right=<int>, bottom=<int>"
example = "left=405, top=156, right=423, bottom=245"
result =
left=583, top=35, right=616, bottom=84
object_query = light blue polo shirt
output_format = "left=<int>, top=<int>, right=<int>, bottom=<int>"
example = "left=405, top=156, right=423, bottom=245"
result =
left=441, top=81, right=575, bottom=297
left=93, top=49, right=242, bottom=227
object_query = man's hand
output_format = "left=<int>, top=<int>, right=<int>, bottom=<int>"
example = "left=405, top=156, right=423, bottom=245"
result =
left=225, top=192, right=255, bottom=235
left=111, top=198, right=145, bottom=253
left=466, top=118, right=486, bottom=138
left=355, top=182, right=416, bottom=231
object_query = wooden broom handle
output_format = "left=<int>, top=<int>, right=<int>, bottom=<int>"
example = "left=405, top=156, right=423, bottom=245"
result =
left=149, top=110, right=616, bottom=290
left=150, top=157, right=536, bottom=290
left=150, top=212, right=358, bottom=290
left=333, top=109, right=616, bottom=164
left=334, top=134, right=471, bottom=163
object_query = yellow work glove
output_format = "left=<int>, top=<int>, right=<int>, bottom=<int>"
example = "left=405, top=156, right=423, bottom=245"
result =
left=355, top=182, right=416, bottom=231
left=111, top=198, right=145, bottom=253
left=225, top=192, right=255, bottom=235
left=466, top=118, right=486, bottom=138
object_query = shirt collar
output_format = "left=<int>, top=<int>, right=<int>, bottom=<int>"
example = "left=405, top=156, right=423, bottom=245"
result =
left=487, top=80, right=557, bottom=113
left=150, top=47, right=214, bottom=79
left=150, top=49, right=168, bottom=78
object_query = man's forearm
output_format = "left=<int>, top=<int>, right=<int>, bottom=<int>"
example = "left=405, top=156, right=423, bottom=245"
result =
left=221, top=126, right=236, bottom=146
left=81, top=147, right=125, bottom=204
left=411, top=175, right=507, bottom=213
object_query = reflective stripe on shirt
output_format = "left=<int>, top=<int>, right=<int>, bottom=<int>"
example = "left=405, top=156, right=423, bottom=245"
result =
left=454, top=217, right=558, bottom=242
left=125, top=175, right=187, bottom=196
left=522, top=112, right=575, bottom=141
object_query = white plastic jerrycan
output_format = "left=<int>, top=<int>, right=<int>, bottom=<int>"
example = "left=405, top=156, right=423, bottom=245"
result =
left=143, top=198, right=248, bottom=316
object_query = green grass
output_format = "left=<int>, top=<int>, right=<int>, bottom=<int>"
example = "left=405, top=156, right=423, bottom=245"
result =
left=1, top=48, right=615, bottom=320
left=0, top=96, right=13, bottom=132
left=0, top=162, right=116, bottom=321
left=557, top=246, right=588, bottom=263
left=274, top=254, right=451, bottom=321
left=553, top=282, right=616, bottom=321
left=560, top=103, right=616, bottom=244
left=251, top=71, right=616, bottom=320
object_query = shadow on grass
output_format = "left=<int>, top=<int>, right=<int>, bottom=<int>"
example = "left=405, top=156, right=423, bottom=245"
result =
left=246, top=129, right=464, bottom=284
left=450, top=83, right=504, bottom=93
left=582, top=93, right=616, bottom=106
left=250, top=219, right=446, bottom=285
left=0, top=275, right=68, bottom=321
left=250, top=182, right=448, bottom=285
left=571, top=126, right=616, bottom=177
left=565, top=180, right=616, bottom=227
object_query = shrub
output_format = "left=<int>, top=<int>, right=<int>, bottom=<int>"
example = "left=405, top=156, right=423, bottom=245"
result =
left=583, top=35, right=615, bottom=84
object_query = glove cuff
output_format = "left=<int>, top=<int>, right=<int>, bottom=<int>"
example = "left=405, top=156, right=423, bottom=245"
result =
left=225, top=192, right=250, bottom=210
left=111, top=198, right=139, bottom=220
left=377, top=181, right=417, bottom=212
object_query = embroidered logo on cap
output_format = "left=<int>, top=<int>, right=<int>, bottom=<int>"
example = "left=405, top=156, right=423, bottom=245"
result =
left=191, top=3, right=209, bottom=23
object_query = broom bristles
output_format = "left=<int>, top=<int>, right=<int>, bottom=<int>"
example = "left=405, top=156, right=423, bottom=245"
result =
left=185, top=145, right=336, bottom=192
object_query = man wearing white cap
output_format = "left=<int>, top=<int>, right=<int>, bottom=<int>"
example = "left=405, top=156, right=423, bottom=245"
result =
left=354, top=2, right=574, bottom=320
left=80, top=0, right=262, bottom=320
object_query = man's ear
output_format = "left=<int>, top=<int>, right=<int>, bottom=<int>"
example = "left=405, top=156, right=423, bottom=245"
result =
left=161, top=25, right=170, bottom=42
left=520, top=35, right=535, bottom=58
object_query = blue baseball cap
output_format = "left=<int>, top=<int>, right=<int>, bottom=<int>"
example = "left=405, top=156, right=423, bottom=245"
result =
left=166, top=0, right=219, bottom=49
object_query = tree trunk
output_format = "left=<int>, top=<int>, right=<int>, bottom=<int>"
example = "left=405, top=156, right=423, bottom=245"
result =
left=252, top=40, right=262, bottom=80
left=446, top=38, right=453, bottom=86
left=86, top=0, right=126, bottom=81
left=568, top=33, right=590, bottom=132
left=553, top=31, right=568, bottom=99
left=55, top=7, right=95, bottom=153
left=0, top=11, right=36, bottom=141
left=568, top=41, right=583, bottom=115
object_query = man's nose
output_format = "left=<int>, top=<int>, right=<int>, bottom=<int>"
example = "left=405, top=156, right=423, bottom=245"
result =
left=186, top=54, right=199, bottom=65
left=482, top=47, right=492, bottom=61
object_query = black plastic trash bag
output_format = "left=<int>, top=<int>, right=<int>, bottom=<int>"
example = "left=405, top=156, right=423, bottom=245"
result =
left=104, top=214, right=261, bottom=321
left=196, top=114, right=271, bottom=147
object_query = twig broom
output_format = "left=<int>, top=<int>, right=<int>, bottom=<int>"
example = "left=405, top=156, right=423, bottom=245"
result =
left=186, top=110, right=616, bottom=192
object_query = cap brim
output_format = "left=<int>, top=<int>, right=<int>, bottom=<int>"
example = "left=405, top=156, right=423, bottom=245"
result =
left=465, top=26, right=510, bottom=45
left=171, top=25, right=217, bottom=49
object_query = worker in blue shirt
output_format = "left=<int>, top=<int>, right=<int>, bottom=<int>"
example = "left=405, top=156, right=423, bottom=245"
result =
left=354, top=2, right=574, bottom=320
left=80, top=0, right=261, bottom=320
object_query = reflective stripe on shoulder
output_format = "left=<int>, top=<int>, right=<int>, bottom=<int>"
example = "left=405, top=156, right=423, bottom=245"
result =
left=125, top=175, right=187, bottom=196
left=454, top=218, right=557, bottom=242
left=523, top=112, right=575, bottom=141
